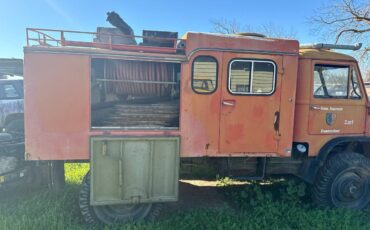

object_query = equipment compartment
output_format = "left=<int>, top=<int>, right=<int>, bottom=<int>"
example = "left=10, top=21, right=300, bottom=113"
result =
left=90, top=58, right=181, bottom=129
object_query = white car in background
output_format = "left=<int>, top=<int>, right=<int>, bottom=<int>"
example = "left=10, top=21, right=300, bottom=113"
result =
left=0, top=76, right=24, bottom=133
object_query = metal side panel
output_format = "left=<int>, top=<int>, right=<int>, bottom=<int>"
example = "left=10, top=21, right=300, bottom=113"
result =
left=90, top=136, right=179, bottom=206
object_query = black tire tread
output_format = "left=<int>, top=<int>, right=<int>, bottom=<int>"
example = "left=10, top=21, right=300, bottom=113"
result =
left=312, top=152, right=370, bottom=209
left=79, top=172, right=162, bottom=225
left=79, top=172, right=98, bottom=225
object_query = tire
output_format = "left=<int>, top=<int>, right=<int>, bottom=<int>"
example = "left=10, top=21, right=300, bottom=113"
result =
left=5, top=119, right=24, bottom=134
left=79, top=172, right=161, bottom=225
left=312, top=152, right=370, bottom=209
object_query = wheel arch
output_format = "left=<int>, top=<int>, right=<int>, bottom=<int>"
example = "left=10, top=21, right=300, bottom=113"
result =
left=4, top=113, right=24, bottom=126
left=298, top=136, right=370, bottom=183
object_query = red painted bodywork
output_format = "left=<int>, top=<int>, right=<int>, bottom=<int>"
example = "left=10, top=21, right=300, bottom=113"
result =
left=23, top=30, right=367, bottom=160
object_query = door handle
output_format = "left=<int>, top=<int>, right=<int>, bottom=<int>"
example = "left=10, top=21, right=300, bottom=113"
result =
left=311, top=105, right=321, bottom=110
left=222, top=100, right=235, bottom=106
left=274, top=111, right=280, bottom=132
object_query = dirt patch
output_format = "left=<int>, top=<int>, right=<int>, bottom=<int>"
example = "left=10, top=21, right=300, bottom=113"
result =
left=159, top=180, right=233, bottom=217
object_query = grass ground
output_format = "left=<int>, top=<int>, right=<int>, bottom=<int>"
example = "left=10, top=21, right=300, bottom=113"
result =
left=0, top=163, right=369, bottom=230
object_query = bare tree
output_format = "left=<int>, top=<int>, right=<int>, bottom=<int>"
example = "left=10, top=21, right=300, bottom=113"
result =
left=211, top=18, right=242, bottom=35
left=311, top=0, right=370, bottom=79
left=258, top=22, right=297, bottom=39
left=210, top=18, right=297, bottom=39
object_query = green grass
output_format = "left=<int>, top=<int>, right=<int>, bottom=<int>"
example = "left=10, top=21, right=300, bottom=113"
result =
left=0, top=163, right=369, bottom=230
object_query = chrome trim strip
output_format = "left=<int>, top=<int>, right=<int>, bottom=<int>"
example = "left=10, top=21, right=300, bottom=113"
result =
left=187, top=48, right=298, bottom=58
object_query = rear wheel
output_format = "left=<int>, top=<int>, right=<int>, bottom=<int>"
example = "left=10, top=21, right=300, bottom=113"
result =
left=312, top=152, right=370, bottom=209
left=79, top=172, right=161, bottom=225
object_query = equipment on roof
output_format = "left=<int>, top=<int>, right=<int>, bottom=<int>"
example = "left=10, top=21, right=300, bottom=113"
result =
left=106, top=11, right=134, bottom=36
left=300, top=43, right=362, bottom=51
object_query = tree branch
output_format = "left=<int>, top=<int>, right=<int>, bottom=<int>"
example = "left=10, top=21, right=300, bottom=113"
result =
left=360, top=47, right=370, bottom=59
left=318, top=16, right=353, bottom=25
left=344, top=0, right=370, bottom=24
left=336, top=28, right=370, bottom=42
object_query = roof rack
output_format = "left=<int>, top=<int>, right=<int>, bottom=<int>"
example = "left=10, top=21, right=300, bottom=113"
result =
left=300, top=43, right=362, bottom=51
left=26, top=28, right=185, bottom=54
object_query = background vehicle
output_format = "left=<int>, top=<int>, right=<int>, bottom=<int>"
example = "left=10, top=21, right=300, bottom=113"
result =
left=0, top=76, right=24, bottom=133
left=22, top=17, right=370, bottom=225
left=0, top=62, right=44, bottom=191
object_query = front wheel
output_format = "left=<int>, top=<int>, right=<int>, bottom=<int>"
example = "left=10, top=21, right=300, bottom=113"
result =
left=312, top=152, right=370, bottom=209
left=79, top=172, right=161, bottom=225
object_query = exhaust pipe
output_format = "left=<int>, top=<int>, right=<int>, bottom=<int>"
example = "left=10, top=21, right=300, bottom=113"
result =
left=300, top=43, right=362, bottom=51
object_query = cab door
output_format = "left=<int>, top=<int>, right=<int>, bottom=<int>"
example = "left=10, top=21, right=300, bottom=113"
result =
left=219, top=52, right=291, bottom=154
left=308, top=62, right=366, bottom=135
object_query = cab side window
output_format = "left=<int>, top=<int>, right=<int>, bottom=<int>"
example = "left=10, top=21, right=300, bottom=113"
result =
left=313, top=65, right=349, bottom=98
left=228, top=60, right=276, bottom=95
left=192, top=56, right=218, bottom=94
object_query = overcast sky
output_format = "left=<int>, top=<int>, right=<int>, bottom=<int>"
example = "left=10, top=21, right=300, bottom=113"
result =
left=1, top=0, right=326, bottom=58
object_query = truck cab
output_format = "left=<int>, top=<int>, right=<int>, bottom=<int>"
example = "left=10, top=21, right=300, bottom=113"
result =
left=294, top=49, right=367, bottom=158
